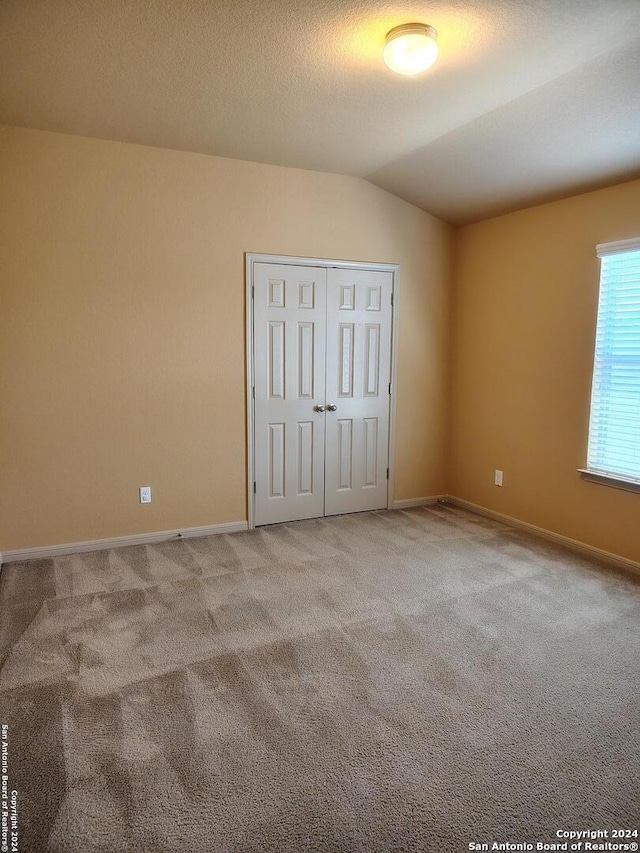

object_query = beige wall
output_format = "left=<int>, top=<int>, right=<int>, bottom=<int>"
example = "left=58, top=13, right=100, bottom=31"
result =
left=451, top=178, right=640, bottom=563
left=0, top=125, right=453, bottom=551
left=4, top=124, right=636, bottom=561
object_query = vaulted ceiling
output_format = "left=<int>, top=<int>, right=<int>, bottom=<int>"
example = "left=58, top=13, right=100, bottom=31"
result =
left=1, top=0, right=639, bottom=224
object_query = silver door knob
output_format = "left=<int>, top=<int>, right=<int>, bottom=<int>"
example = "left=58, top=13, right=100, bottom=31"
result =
left=315, top=405, right=325, bottom=412
left=327, top=404, right=338, bottom=412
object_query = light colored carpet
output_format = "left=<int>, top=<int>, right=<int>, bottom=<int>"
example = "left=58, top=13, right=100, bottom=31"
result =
left=0, top=504, right=638, bottom=852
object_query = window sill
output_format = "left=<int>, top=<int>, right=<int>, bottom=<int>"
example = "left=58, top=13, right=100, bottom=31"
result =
left=578, top=469, right=640, bottom=495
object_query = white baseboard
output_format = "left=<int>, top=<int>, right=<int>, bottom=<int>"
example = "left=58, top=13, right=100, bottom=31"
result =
left=4, top=499, right=637, bottom=577
left=447, top=496, right=640, bottom=576
left=1, top=521, right=248, bottom=564
left=391, top=495, right=448, bottom=509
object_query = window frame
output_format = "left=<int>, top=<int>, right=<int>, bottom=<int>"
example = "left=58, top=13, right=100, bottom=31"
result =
left=579, top=237, right=640, bottom=494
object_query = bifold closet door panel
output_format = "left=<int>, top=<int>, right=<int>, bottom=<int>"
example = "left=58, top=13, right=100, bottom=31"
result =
left=323, top=268, right=393, bottom=516
left=253, top=263, right=327, bottom=526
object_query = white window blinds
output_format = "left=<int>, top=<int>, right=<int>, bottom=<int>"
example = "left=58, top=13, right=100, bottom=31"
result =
left=587, top=238, right=640, bottom=484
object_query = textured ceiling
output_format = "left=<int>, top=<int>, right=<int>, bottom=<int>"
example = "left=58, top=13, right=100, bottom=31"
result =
left=1, top=0, right=639, bottom=224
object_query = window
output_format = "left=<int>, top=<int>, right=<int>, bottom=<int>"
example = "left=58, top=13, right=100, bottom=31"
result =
left=584, top=238, right=640, bottom=488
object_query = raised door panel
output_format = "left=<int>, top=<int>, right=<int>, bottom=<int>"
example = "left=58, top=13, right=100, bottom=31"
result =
left=297, top=422, right=314, bottom=495
left=338, top=324, right=355, bottom=398
left=297, top=322, right=314, bottom=399
left=364, top=324, right=380, bottom=397
left=268, top=423, right=286, bottom=498
left=268, top=321, right=285, bottom=399
left=363, top=417, right=379, bottom=487
left=337, top=418, right=353, bottom=490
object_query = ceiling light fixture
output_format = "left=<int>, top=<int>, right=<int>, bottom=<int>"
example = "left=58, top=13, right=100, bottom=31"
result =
left=383, top=23, right=439, bottom=76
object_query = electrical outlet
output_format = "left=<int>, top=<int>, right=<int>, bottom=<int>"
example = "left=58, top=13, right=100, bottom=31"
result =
left=494, top=470, right=503, bottom=487
left=140, top=486, right=152, bottom=504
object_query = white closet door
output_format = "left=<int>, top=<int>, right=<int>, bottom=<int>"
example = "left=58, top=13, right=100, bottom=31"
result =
left=324, top=268, right=393, bottom=516
left=253, top=263, right=327, bottom=525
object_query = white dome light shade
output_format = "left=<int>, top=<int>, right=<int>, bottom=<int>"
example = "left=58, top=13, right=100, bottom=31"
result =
left=383, top=24, right=439, bottom=76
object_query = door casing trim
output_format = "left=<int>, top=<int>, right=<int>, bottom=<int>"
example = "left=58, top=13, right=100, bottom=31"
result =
left=245, top=252, right=400, bottom=530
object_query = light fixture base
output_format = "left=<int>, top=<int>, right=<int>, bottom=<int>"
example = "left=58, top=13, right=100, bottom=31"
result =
left=385, top=23, right=437, bottom=44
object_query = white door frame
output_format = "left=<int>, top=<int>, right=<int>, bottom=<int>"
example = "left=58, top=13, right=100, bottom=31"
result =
left=245, top=253, right=400, bottom=529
